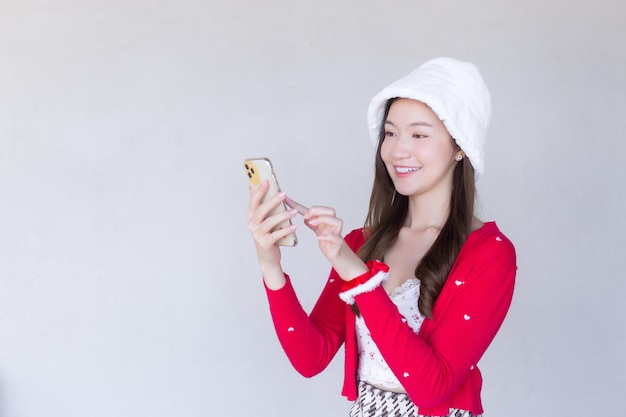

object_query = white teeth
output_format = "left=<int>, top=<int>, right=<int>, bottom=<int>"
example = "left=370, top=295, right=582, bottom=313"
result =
left=396, top=167, right=419, bottom=173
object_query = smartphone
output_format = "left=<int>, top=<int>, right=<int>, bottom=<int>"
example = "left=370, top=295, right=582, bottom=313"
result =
left=244, top=157, right=297, bottom=247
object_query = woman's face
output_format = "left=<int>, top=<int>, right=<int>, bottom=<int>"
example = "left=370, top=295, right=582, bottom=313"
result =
left=380, top=98, right=461, bottom=200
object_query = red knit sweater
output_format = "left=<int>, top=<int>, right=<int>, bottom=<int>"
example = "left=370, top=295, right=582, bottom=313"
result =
left=264, top=222, right=516, bottom=416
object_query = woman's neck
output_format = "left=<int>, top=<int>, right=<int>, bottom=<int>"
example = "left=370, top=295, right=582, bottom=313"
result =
left=404, top=189, right=452, bottom=231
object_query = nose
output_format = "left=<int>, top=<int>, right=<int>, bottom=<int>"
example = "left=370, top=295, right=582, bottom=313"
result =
left=389, top=134, right=413, bottom=159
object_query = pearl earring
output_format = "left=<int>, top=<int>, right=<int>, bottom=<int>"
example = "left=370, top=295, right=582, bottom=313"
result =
left=455, top=154, right=463, bottom=161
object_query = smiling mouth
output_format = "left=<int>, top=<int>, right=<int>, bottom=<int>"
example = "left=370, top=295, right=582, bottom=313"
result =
left=395, top=166, right=420, bottom=174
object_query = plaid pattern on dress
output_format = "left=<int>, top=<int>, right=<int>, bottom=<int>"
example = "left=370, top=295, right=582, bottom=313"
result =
left=349, top=381, right=482, bottom=417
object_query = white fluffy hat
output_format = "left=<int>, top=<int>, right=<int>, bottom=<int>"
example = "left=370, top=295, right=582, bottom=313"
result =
left=367, top=57, right=492, bottom=177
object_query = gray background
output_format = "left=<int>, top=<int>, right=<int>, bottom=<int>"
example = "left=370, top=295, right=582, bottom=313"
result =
left=1, top=0, right=624, bottom=416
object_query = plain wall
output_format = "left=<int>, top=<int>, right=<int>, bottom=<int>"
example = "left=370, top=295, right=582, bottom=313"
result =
left=1, top=0, right=624, bottom=416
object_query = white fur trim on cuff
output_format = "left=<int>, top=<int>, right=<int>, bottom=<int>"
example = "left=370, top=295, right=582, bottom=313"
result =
left=339, top=270, right=389, bottom=305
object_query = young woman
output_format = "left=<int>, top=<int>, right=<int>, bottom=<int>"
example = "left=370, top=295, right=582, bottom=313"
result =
left=247, top=57, right=517, bottom=417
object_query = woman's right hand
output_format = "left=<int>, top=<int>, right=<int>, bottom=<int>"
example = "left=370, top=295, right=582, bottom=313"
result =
left=247, top=180, right=298, bottom=288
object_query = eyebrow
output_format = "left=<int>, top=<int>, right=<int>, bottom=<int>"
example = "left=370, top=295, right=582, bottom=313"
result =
left=384, top=120, right=434, bottom=128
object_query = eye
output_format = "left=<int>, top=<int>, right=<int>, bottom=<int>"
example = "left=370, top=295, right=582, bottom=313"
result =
left=413, top=133, right=427, bottom=139
left=384, top=131, right=396, bottom=138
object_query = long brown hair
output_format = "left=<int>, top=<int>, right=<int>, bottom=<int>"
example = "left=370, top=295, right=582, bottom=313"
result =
left=357, top=98, right=476, bottom=319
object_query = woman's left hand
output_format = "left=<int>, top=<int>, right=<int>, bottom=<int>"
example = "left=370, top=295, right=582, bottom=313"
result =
left=304, top=205, right=346, bottom=261
left=286, top=198, right=368, bottom=281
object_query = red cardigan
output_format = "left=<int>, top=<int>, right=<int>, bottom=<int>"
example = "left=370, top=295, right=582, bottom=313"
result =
left=264, top=222, right=516, bottom=416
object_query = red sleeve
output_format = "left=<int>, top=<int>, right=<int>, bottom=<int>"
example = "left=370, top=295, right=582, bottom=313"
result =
left=354, top=231, right=516, bottom=408
left=264, top=229, right=366, bottom=377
